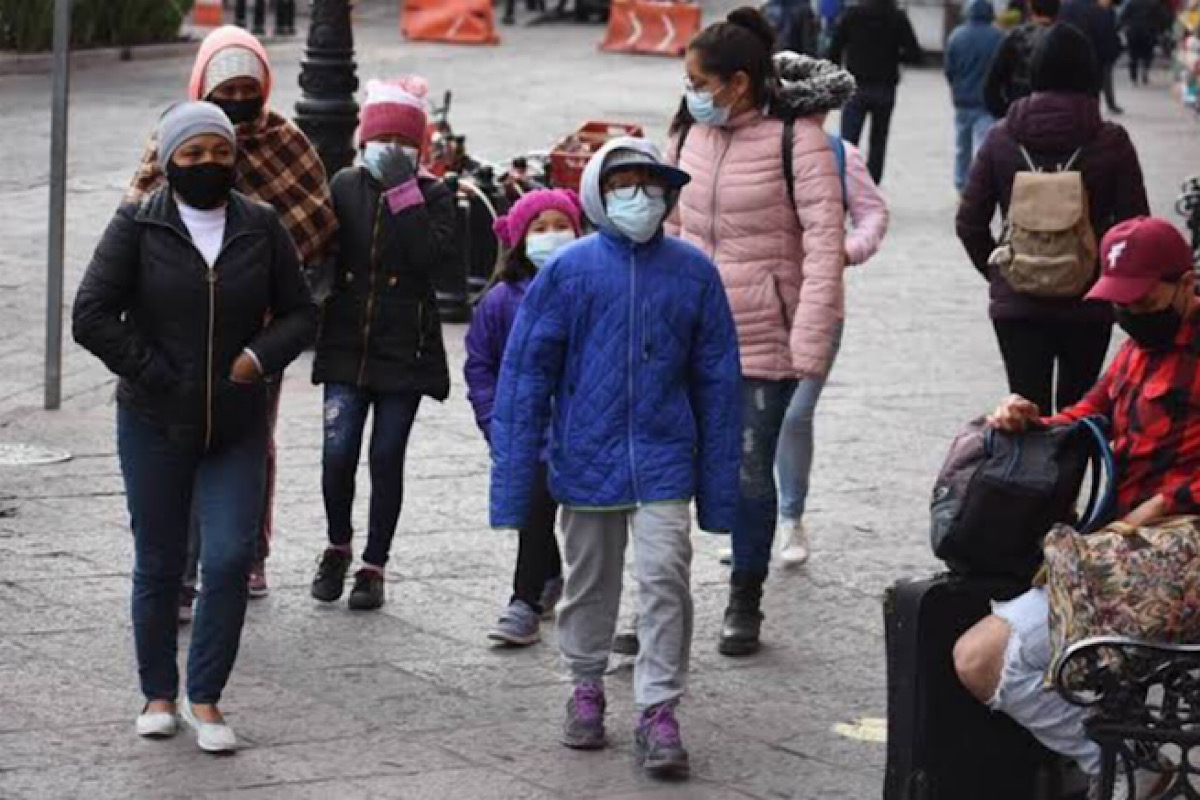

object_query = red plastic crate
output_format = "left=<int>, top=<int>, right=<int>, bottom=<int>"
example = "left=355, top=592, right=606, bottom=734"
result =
left=549, top=121, right=646, bottom=192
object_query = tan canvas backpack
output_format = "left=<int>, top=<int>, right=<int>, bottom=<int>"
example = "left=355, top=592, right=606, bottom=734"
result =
left=989, top=147, right=1098, bottom=298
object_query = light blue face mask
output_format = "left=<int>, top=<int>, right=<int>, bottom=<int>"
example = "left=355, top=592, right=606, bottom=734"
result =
left=605, top=191, right=667, bottom=244
left=525, top=230, right=576, bottom=268
left=361, top=141, right=393, bottom=181
left=685, top=87, right=731, bottom=128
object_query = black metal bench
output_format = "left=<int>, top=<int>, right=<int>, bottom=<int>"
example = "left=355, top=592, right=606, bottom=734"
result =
left=1056, top=637, right=1200, bottom=799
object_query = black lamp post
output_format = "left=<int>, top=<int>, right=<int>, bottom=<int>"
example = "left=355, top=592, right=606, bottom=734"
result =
left=295, top=0, right=360, bottom=179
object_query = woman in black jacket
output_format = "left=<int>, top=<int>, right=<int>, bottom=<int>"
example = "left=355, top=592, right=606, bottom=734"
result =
left=72, top=101, right=317, bottom=753
left=309, top=78, right=455, bottom=611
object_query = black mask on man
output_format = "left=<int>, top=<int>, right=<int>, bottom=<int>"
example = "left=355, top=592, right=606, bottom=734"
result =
left=167, top=162, right=235, bottom=210
left=1115, top=307, right=1183, bottom=351
left=212, top=97, right=263, bottom=126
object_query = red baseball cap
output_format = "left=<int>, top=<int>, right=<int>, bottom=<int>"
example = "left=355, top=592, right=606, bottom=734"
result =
left=1086, top=217, right=1193, bottom=304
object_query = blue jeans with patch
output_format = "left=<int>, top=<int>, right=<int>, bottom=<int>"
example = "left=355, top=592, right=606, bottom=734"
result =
left=954, top=106, right=995, bottom=193
left=732, top=379, right=798, bottom=576
left=117, top=405, right=267, bottom=705
left=322, top=383, right=422, bottom=568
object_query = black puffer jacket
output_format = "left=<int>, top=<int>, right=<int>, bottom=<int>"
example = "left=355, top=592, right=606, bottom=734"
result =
left=73, top=189, right=318, bottom=452
left=313, top=167, right=455, bottom=399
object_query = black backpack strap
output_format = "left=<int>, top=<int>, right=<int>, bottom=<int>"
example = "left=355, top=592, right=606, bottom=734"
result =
left=782, top=118, right=797, bottom=213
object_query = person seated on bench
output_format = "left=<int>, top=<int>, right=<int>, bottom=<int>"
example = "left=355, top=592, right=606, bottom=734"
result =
left=954, top=217, right=1199, bottom=800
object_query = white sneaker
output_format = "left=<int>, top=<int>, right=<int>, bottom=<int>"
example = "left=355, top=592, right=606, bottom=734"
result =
left=717, top=546, right=732, bottom=566
left=777, top=520, right=810, bottom=567
left=135, top=705, right=179, bottom=738
left=180, top=700, right=238, bottom=753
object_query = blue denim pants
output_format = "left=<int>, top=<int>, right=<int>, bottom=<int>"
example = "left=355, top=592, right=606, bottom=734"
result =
left=954, top=106, right=995, bottom=193
left=775, top=322, right=843, bottom=522
left=321, top=383, right=422, bottom=568
left=731, top=379, right=798, bottom=576
left=117, top=404, right=267, bottom=705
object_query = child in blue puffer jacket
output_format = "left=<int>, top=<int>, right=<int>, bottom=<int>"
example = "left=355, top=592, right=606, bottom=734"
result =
left=464, top=189, right=583, bottom=647
left=489, top=137, right=742, bottom=780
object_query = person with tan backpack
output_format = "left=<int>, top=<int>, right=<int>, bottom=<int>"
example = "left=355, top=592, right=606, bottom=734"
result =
left=956, top=23, right=1149, bottom=416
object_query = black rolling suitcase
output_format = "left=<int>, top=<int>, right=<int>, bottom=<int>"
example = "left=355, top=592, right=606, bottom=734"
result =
left=883, top=574, right=1065, bottom=800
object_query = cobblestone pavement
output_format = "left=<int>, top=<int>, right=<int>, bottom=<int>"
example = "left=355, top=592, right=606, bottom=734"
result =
left=2, top=2, right=1200, bottom=797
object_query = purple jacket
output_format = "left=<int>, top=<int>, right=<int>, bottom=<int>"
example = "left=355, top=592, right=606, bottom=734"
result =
left=464, top=278, right=529, bottom=438
left=956, top=92, right=1149, bottom=322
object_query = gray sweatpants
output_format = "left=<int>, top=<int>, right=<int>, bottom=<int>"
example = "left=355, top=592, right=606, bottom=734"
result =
left=558, top=503, right=693, bottom=710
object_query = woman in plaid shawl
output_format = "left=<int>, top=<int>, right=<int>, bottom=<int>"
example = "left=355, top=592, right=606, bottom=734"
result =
left=127, top=26, right=338, bottom=606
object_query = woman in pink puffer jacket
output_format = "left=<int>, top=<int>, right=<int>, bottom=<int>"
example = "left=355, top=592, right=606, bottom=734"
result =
left=670, top=7, right=850, bottom=658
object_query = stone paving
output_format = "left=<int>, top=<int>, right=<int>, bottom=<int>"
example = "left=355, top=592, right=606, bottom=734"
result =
left=2, top=1, right=1200, bottom=797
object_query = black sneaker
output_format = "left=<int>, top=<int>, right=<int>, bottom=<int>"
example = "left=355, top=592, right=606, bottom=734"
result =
left=311, top=548, right=352, bottom=603
left=348, top=569, right=385, bottom=610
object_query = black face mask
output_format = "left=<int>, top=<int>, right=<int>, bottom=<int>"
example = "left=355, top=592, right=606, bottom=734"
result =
left=167, top=162, right=235, bottom=210
left=1115, top=307, right=1183, bottom=351
left=212, top=97, right=263, bottom=126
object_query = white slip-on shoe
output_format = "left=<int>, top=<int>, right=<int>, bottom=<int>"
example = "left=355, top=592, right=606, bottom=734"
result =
left=777, top=519, right=810, bottom=567
left=136, top=705, right=179, bottom=738
left=180, top=700, right=238, bottom=754
left=717, top=546, right=732, bottom=566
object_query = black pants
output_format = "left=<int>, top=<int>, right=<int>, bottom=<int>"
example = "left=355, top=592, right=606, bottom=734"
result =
left=1128, top=33, right=1156, bottom=84
left=513, top=464, right=562, bottom=612
left=840, top=83, right=896, bottom=185
left=992, top=318, right=1113, bottom=416
left=1102, top=63, right=1122, bottom=112
left=235, top=0, right=294, bottom=34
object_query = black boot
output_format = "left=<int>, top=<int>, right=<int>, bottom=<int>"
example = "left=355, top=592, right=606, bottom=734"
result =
left=719, top=571, right=765, bottom=656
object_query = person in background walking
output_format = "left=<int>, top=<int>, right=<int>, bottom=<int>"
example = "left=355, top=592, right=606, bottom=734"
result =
left=945, top=0, right=1004, bottom=194
left=771, top=53, right=889, bottom=567
left=828, top=0, right=923, bottom=183
left=490, top=138, right=741, bottom=780
left=235, top=0, right=296, bottom=37
left=818, top=0, right=844, bottom=53
left=1120, top=0, right=1171, bottom=84
left=73, top=102, right=317, bottom=753
left=983, top=0, right=1059, bottom=119
left=465, top=189, right=582, bottom=646
left=128, top=25, right=337, bottom=608
left=309, top=77, right=456, bottom=611
left=1061, top=0, right=1125, bottom=113
left=765, top=0, right=821, bottom=54
left=670, top=9, right=846, bottom=655
left=956, top=23, right=1149, bottom=416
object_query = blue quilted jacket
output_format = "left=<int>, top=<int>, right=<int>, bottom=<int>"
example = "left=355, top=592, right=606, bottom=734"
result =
left=489, top=138, right=742, bottom=533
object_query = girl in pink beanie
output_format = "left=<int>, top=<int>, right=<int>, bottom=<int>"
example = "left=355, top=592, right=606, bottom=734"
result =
left=464, top=188, right=583, bottom=645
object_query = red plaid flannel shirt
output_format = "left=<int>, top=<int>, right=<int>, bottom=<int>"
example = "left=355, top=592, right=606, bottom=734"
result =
left=1046, top=312, right=1200, bottom=517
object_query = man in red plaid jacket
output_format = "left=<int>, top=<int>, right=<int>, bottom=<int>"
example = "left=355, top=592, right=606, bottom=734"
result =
left=954, top=216, right=1197, bottom=800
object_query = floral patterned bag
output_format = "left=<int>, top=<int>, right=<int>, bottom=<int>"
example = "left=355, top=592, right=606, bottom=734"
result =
left=1043, top=516, right=1200, bottom=687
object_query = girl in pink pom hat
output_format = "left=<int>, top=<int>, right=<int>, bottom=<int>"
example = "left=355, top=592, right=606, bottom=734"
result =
left=465, top=188, right=583, bottom=645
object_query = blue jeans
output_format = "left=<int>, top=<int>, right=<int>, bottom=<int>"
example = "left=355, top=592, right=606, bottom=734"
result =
left=775, top=322, right=843, bottom=522
left=322, top=383, right=422, bottom=568
left=117, top=404, right=267, bottom=705
left=954, top=107, right=995, bottom=193
left=731, top=379, right=798, bottom=577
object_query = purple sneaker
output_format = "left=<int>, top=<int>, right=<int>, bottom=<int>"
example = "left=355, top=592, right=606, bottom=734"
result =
left=561, top=681, right=606, bottom=750
left=635, top=702, right=690, bottom=779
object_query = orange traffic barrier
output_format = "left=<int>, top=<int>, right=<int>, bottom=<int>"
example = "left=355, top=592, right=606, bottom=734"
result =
left=402, top=0, right=500, bottom=46
left=193, top=0, right=223, bottom=27
left=601, top=0, right=701, bottom=58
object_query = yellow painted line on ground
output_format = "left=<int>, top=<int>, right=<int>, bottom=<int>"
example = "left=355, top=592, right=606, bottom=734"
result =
left=832, top=717, right=888, bottom=743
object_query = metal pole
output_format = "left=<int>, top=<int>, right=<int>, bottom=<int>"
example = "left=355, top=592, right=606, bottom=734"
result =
left=295, top=0, right=360, bottom=179
left=45, top=0, right=71, bottom=411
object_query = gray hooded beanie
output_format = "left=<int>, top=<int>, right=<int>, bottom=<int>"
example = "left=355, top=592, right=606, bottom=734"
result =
left=579, top=136, right=690, bottom=238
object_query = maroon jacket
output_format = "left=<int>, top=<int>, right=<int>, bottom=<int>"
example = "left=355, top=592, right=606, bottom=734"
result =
left=955, top=92, right=1149, bottom=322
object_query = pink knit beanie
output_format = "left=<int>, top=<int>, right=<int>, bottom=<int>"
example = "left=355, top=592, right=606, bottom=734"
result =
left=493, top=189, right=584, bottom=249
left=358, top=77, right=429, bottom=147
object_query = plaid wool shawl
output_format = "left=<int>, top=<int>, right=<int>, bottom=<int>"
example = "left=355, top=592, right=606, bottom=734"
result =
left=127, top=110, right=338, bottom=266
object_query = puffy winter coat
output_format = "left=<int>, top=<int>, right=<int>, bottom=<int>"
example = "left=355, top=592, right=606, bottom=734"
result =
left=671, top=109, right=846, bottom=380
left=489, top=138, right=742, bottom=533
left=956, top=92, right=1149, bottom=322
left=464, top=277, right=529, bottom=437
left=313, top=166, right=454, bottom=399
left=73, top=188, right=317, bottom=453
left=842, top=140, right=889, bottom=266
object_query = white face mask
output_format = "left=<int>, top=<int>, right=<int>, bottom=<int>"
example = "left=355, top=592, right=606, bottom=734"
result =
left=400, top=146, right=421, bottom=166
left=605, top=191, right=667, bottom=244
left=525, top=230, right=576, bottom=268
left=361, top=141, right=392, bottom=180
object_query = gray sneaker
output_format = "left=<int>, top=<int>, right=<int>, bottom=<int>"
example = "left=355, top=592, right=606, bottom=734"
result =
left=561, top=681, right=606, bottom=749
left=488, top=600, right=541, bottom=646
left=635, top=701, right=690, bottom=779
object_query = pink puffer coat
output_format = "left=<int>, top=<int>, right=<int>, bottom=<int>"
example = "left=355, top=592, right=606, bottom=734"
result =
left=670, top=110, right=846, bottom=380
